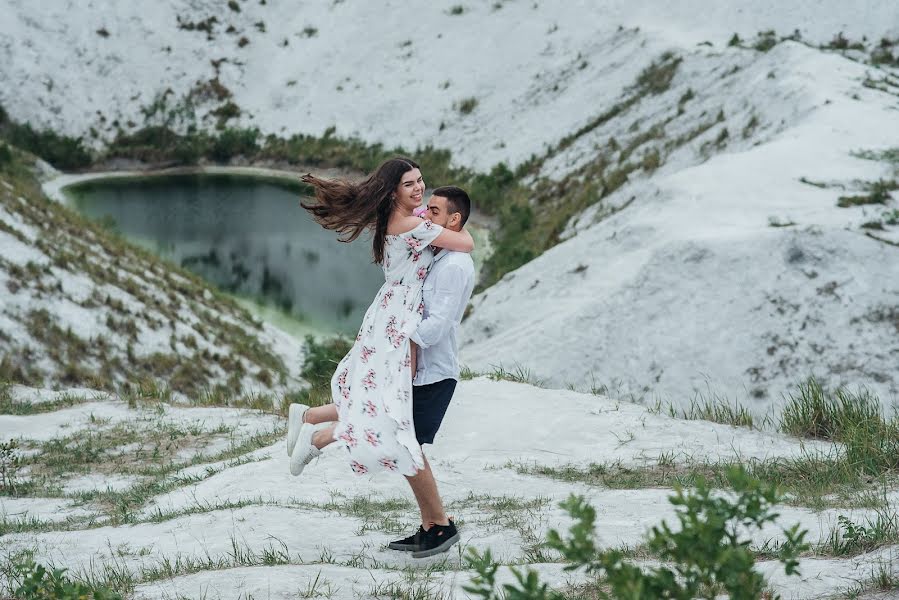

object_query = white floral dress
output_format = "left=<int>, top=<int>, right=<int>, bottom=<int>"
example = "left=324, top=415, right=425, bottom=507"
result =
left=331, top=219, right=444, bottom=476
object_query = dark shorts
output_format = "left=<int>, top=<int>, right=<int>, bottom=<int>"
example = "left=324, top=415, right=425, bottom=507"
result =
left=412, top=379, right=457, bottom=445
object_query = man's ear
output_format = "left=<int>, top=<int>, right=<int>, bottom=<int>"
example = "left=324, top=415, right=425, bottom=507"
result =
left=449, top=213, right=462, bottom=229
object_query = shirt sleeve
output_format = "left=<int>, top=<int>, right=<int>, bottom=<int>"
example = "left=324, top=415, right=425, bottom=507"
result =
left=411, top=263, right=466, bottom=348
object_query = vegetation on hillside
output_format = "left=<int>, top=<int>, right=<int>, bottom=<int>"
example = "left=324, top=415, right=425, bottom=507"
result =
left=0, top=145, right=292, bottom=398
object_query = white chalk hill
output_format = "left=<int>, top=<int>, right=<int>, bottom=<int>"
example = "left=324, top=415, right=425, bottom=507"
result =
left=1, top=0, right=897, bottom=409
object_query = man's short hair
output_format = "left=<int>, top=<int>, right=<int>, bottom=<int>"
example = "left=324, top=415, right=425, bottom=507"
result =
left=431, top=186, right=471, bottom=227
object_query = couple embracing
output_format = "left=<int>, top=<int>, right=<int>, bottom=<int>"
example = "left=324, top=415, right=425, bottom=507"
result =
left=285, top=157, right=476, bottom=558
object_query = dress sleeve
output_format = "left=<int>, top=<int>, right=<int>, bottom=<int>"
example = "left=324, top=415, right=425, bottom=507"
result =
left=408, top=219, right=444, bottom=248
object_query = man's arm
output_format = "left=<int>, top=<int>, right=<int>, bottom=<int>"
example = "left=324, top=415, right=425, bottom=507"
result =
left=411, top=264, right=467, bottom=349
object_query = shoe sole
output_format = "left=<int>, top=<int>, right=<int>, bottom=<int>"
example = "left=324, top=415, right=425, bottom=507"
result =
left=286, top=403, right=308, bottom=456
left=289, top=423, right=317, bottom=476
left=387, top=541, right=418, bottom=552
left=411, top=533, right=460, bottom=558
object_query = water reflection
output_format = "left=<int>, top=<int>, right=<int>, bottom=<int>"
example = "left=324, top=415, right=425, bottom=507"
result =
left=67, top=174, right=384, bottom=334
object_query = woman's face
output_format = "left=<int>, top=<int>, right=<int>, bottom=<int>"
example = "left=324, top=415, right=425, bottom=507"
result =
left=395, top=168, right=425, bottom=211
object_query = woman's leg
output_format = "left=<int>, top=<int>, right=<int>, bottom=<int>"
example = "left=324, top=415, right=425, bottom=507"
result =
left=311, top=424, right=337, bottom=450
left=304, top=404, right=338, bottom=424
left=410, top=341, right=418, bottom=379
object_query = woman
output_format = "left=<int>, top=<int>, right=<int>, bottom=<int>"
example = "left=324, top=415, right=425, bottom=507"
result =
left=287, top=157, right=474, bottom=477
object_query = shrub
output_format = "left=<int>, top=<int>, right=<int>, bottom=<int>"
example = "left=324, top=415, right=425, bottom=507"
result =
left=753, top=30, right=778, bottom=52
left=465, top=467, right=808, bottom=599
left=10, top=558, right=124, bottom=600
left=208, top=127, right=259, bottom=161
left=211, top=101, right=241, bottom=128
left=837, top=180, right=894, bottom=207
left=291, top=335, right=351, bottom=407
left=871, top=47, right=895, bottom=65
left=2, top=122, right=92, bottom=170
left=827, top=32, right=865, bottom=51
left=0, top=143, right=12, bottom=167
left=457, top=97, right=478, bottom=115
left=0, top=439, right=22, bottom=494
left=633, top=52, right=682, bottom=95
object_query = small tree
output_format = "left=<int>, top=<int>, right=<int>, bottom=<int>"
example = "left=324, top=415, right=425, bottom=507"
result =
left=465, top=467, right=809, bottom=599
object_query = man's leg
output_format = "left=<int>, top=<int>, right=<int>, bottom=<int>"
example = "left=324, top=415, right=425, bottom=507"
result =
left=405, top=454, right=449, bottom=528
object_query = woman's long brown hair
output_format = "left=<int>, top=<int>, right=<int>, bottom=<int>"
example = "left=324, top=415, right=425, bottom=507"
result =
left=300, top=157, right=420, bottom=264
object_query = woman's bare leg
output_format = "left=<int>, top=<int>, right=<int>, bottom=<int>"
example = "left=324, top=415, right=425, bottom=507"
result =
left=311, top=424, right=337, bottom=450
left=410, top=341, right=418, bottom=379
left=304, top=404, right=338, bottom=424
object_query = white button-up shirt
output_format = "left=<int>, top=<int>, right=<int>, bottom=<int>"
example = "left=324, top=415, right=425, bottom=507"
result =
left=411, top=249, right=475, bottom=386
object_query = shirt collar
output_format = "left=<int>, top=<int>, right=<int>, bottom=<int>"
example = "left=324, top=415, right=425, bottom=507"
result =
left=433, top=248, right=452, bottom=263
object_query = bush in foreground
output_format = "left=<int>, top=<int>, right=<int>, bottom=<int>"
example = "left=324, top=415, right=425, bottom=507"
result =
left=8, top=558, right=122, bottom=600
left=465, top=467, right=808, bottom=599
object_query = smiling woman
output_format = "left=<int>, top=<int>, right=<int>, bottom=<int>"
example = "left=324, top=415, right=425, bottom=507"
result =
left=288, top=156, right=474, bottom=481
left=66, top=173, right=383, bottom=334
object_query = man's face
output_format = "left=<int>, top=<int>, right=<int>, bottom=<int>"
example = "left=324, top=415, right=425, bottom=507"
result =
left=427, top=195, right=460, bottom=231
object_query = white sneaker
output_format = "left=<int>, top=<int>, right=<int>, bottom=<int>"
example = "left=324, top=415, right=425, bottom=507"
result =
left=286, top=403, right=309, bottom=456
left=289, top=423, right=322, bottom=476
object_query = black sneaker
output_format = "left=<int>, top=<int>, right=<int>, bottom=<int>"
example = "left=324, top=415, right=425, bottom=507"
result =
left=388, top=526, right=425, bottom=551
left=411, top=520, right=459, bottom=558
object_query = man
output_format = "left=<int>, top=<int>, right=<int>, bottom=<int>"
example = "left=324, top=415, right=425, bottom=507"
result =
left=387, top=185, right=475, bottom=558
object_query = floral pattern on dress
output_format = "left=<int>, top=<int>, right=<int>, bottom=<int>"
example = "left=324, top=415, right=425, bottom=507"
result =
left=329, top=219, right=444, bottom=476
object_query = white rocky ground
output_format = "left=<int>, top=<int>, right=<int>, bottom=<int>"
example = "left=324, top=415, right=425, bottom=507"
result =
left=3, top=380, right=896, bottom=599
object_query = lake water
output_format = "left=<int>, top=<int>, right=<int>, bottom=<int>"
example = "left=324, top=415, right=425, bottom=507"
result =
left=66, top=173, right=384, bottom=334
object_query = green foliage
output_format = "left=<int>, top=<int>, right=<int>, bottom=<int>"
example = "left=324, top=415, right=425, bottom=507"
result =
left=778, top=378, right=899, bottom=476
left=825, top=512, right=899, bottom=556
left=0, top=438, right=22, bottom=494
left=753, top=30, right=778, bottom=52
left=780, top=378, right=881, bottom=441
left=457, top=97, right=479, bottom=115
left=210, top=101, right=241, bottom=129
left=0, top=122, right=92, bottom=170
left=209, top=127, right=259, bottom=160
left=300, top=335, right=351, bottom=390
left=465, top=468, right=808, bottom=599
left=837, top=179, right=896, bottom=207
left=633, top=52, right=682, bottom=96
left=0, top=142, right=12, bottom=167
left=11, top=558, right=123, bottom=600
left=827, top=32, right=865, bottom=51
left=289, top=335, right=352, bottom=409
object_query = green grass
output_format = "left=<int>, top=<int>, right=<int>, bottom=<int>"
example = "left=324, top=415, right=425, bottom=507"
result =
left=779, top=378, right=883, bottom=441
left=510, top=450, right=896, bottom=511
left=837, top=179, right=896, bottom=207
left=485, top=364, right=545, bottom=386
left=662, top=394, right=763, bottom=429
left=819, top=510, right=899, bottom=557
